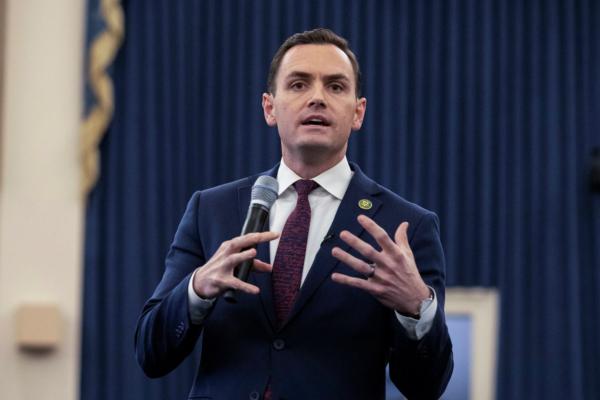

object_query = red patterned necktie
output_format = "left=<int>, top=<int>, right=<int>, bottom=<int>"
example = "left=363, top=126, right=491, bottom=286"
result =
left=272, top=179, right=319, bottom=326
left=265, top=180, right=318, bottom=400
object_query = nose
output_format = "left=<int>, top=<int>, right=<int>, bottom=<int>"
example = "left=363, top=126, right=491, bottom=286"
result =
left=308, top=84, right=326, bottom=108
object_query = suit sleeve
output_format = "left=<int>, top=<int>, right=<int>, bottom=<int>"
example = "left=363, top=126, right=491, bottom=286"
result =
left=134, top=191, right=208, bottom=378
left=388, top=212, right=454, bottom=399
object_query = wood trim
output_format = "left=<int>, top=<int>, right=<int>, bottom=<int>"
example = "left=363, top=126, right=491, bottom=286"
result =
left=0, top=0, right=5, bottom=179
left=445, top=288, right=499, bottom=400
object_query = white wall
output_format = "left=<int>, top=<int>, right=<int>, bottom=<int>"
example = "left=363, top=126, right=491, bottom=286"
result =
left=0, top=0, right=84, bottom=399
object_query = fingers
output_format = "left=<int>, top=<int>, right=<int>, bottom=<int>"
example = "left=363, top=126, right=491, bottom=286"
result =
left=222, top=254, right=272, bottom=295
left=339, top=216, right=412, bottom=262
left=338, top=216, right=404, bottom=263
left=357, top=215, right=397, bottom=253
left=223, top=259, right=273, bottom=295
left=331, top=246, right=374, bottom=277
left=224, top=248, right=277, bottom=275
left=195, top=232, right=279, bottom=298
left=331, top=272, right=374, bottom=292
left=227, top=279, right=261, bottom=295
left=221, top=231, right=280, bottom=254
left=338, top=230, right=384, bottom=264
left=253, top=259, right=272, bottom=272
left=225, top=248, right=258, bottom=271
left=331, top=219, right=423, bottom=311
left=394, top=221, right=410, bottom=246
left=243, top=230, right=280, bottom=243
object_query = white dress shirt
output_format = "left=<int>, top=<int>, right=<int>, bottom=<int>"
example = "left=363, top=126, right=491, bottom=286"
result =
left=188, top=157, right=437, bottom=339
left=269, top=157, right=352, bottom=284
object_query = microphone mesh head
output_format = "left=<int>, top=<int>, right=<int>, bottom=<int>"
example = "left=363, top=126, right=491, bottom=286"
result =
left=251, top=175, right=279, bottom=209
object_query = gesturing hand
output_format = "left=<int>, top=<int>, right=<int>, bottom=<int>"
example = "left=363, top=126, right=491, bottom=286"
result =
left=192, top=231, right=279, bottom=299
left=331, top=215, right=430, bottom=315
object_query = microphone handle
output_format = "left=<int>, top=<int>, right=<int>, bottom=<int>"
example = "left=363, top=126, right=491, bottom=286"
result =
left=224, top=205, right=269, bottom=303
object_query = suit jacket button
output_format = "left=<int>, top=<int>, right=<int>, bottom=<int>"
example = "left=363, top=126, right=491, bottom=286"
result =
left=249, top=390, right=260, bottom=400
left=273, top=339, right=285, bottom=351
left=418, top=347, right=430, bottom=358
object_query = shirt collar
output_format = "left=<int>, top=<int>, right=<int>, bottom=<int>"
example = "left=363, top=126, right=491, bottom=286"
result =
left=276, top=157, right=353, bottom=200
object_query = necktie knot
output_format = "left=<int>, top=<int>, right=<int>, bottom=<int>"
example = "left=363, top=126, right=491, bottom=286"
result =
left=294, top=180, right=319, bottom=196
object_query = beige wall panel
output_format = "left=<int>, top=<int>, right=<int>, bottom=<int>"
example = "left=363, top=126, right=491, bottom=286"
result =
left=0, top=1, right=84, bottom=399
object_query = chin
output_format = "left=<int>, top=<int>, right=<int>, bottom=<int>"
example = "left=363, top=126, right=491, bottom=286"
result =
left=294, top=142, right=345, bottom=162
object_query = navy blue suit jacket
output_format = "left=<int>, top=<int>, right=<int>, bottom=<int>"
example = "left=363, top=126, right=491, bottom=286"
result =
left=135, top=163, right=453, bottom=399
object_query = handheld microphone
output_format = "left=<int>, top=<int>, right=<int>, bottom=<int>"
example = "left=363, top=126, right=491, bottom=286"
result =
left=224, top=175, right=278, bottom=303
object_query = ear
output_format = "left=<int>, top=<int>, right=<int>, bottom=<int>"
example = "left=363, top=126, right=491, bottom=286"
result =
left=262, top=93, right=277, bottom=127
left=351, top=97, right=367, bottom=131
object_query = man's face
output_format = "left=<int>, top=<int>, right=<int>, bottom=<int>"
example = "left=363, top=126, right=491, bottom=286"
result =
left=262, top=44, right=366, bottom=165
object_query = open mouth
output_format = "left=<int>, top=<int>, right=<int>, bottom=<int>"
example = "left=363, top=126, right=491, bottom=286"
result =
left=301, top=116, right=331, bottom=127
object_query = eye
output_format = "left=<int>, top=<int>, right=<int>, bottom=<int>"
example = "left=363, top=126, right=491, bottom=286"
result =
left=329, top=83, right=345, bottom=93
left=290, top=81, right=307, bottom=90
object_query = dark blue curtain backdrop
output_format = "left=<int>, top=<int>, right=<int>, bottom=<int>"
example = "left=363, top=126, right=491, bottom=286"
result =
left=81, top=0, right=600, bottom=399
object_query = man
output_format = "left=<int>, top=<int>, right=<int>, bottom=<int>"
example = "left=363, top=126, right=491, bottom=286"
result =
left=135, top=28, right=453, bottom=399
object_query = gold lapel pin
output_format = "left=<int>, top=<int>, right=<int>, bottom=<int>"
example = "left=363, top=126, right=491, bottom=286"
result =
left=358, top=199, right=372, bottom=210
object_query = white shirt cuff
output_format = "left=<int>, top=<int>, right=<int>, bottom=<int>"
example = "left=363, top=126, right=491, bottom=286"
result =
left=187, top=269, right=216, bottom=325
left=394, top=287, right=437, bottom=340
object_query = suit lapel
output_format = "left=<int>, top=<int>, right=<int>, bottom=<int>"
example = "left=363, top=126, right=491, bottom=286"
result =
left=282, top=164, right=382, bottom=329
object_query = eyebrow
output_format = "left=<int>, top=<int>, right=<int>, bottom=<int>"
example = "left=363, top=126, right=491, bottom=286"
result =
left=285, top=71, right=312, bottom=81
left=284, top=71, right=351, bottom=84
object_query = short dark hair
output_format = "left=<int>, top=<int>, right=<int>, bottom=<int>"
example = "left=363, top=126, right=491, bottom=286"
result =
left=267, top=28, right=362, bottom=98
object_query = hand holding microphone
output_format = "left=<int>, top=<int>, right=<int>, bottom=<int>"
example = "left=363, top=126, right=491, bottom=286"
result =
left=191, top=176, right=279, bottom=302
